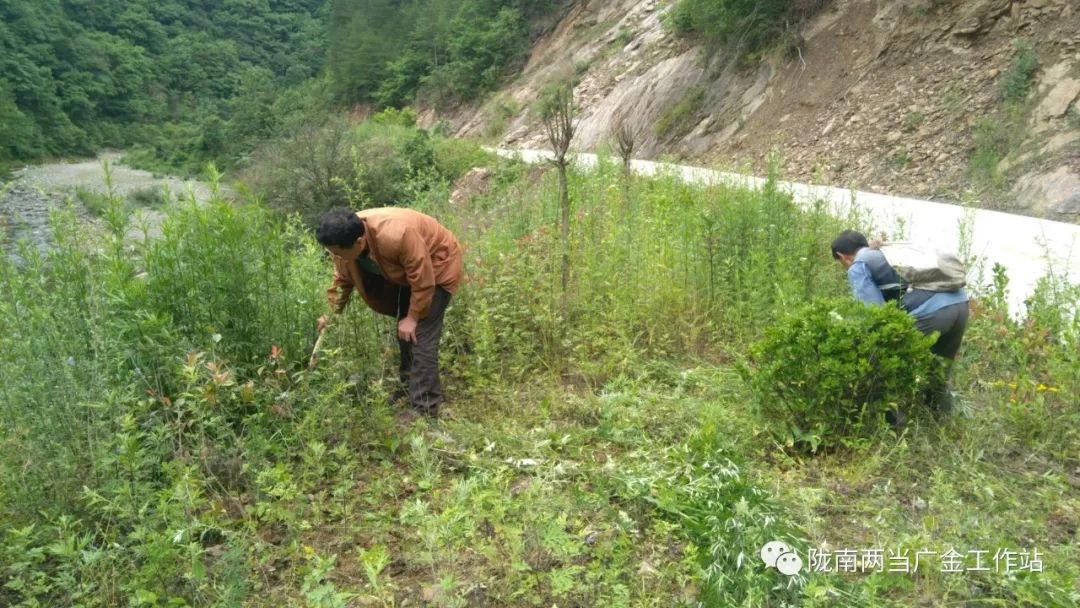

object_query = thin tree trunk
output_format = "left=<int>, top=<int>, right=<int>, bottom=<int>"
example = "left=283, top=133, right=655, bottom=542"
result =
left=621, top=159, right=632, bottom=219
left=558, top=160, right=570, bottom=298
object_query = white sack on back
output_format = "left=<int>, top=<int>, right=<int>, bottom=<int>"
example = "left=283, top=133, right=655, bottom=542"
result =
left=878, top=241, right=967, bottom=292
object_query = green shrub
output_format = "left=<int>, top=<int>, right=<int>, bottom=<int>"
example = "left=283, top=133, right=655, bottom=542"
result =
left=350, top=122, right=436, bottom=206
left=484, top=95, right=521, bottom=139
left=902, top=110, right=924, bottom=133
left=1000, top=40, right=1039, bottom=104
left=370, top=106, right=418, bottom=128
left=242, top=119, right=430, bottom=222
left=432, top=137, right=498, bottom=178
left=746, top=298, right=937, bottom=452
left=1067, top=105, right=1080, bottom=130
left=968, top=111, right=1027, bottom=190
left=246, top=115, right=490, bottom=224
left=127, top=185, right=170, bottom=208
left=887, top=150, right=911, bottom=170
left=668, top=0, right=795, bottom=55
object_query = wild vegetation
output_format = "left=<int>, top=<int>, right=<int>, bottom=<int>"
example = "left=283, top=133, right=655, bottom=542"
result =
left=969, top=39, right=1041, bottom=191
left=0, top=0, right=326, bottom=172
left=327, top=0, right=566, bottom=109
left=2, top=118, right=1078, bottom=605
left=667, top=0, right=818, bottom=59
left=747, top=299, right=938, bottom=452
left=0, top=0, right=576, bottom=177
left=239, top=107, right=489, bottom=227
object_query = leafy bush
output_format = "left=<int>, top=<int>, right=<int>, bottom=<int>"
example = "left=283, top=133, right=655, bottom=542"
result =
left=370, top=106, right=418, bottom=127
left=348, top=122, right=437, bottom=206
left=746, top=298, right=937, bottom=452
left=484, top=94, right=522, bottom=139
left=128, top=185, right=170, bottom=208
left=1000, top=40, right=1039, bottom=104
left=243, top=120, right=427, bottom=222
left=432, top=136, right=499, bottom=178
left=245, top=116, right=493, bottom=225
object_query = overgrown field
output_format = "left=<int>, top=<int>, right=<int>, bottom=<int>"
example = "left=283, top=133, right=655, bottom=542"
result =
left=1, top=138, right=1078, bottom=607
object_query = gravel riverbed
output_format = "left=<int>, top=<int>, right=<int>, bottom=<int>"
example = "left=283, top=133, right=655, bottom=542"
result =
left=1, top=153, right=222, bottom=260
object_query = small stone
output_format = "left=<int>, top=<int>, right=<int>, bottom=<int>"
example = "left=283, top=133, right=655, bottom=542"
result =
left=913, top=497, right=929, bottom=511
left=1012, top=166, right=1080, bottom=219
left=421, top=586, right=439, bottom=602
left=1033, top=78, right=1080, bottom=121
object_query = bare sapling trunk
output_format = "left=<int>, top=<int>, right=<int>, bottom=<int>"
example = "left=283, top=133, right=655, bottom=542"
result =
left=610, top=113, right=638, bottom=213
left=538, top=82, right=576, bottom=299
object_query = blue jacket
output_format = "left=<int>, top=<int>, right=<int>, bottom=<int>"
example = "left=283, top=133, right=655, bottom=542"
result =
left=847, top=248, right=968, bottom=318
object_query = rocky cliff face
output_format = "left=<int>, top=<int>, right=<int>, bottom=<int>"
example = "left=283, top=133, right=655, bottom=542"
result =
left=437, top=0, right=1080, bottom=222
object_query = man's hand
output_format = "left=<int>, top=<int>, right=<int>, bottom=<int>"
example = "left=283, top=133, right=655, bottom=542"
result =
left=398, top=316, right=418, bottom=344
left=317, top=315, right=330, bottom=333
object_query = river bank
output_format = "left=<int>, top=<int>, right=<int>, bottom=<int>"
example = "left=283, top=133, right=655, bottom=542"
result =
left=1, top=153, right=224, bottom=259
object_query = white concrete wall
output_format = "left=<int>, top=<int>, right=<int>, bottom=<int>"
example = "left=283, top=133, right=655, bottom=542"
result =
left=496, top=148, right=1080, bottom=316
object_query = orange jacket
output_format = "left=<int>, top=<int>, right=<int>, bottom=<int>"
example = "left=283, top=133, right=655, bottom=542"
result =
left=325, top=208, right=463, bottom=320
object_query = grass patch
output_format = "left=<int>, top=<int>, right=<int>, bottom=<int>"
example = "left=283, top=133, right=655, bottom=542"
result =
left=485, top=95, right=522, bottom=140
left=1000, top=40, right=1039, bottom=104
left=1067, top=105, right=1080, bottom=130
left=74, top=186, right=113, bottom=216
left=902, top=111, right=924, bottom=134
left=653, top=86, right=706, bottom=139
left=128, top=185, right=170, bottom=208
left=888, top=151, right=911, bottom=171
left=75, top=184, right=171, bottom=218
left=966, top=39, right=1041, bottom=193
left=969, top=116, right=1023, bottom=190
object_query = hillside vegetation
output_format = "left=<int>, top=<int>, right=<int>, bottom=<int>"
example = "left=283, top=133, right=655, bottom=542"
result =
left=328, top=0, right=567, bottom=109
left=0, top=0, right=326, bottom=171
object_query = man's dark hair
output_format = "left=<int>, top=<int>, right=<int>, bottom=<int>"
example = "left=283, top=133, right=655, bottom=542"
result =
left=316, top=208, right=364, bottom=248
left=830, top=230, right=869, bottom=259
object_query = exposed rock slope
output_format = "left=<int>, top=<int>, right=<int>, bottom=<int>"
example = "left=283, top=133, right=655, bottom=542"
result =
left=443, top=0, right=1080, bottom=222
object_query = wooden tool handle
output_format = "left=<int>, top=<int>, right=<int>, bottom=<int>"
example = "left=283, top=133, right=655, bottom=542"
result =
left=308, top=329, right=328, bottom=370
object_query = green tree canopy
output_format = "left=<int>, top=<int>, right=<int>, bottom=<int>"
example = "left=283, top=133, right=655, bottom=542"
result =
left=328, top=0, right=560, bottom=108
left=0, top=0, right=327, bottom=163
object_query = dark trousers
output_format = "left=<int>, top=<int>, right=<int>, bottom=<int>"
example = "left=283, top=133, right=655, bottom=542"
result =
left=914, top=301, right=970, bottom=413
left=396, top=286, right=451, bottom=414
left=915, top=301, right=970, bottom=360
